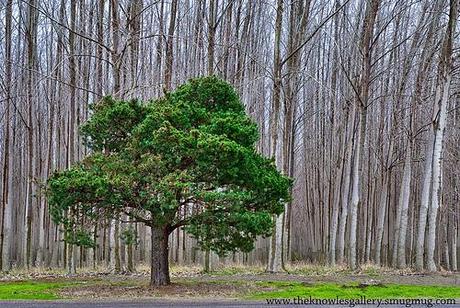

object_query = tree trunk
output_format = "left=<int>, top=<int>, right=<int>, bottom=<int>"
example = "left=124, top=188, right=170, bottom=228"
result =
left=425, top=0, right=457, bottom=272
left=164, top=0, right=178, bottom=91
left=1, top=0, right=13, bottom=272
left=150, top=225, right=170, bottom=286
left=396, top=141, right=412, bottom=268
left=96, top=0, right=105, bottom=97
left=348, top=0, right=379, bottom=270
left=337, top=108, right=354, bottom=264
left=25, top=0, right=38, bottom=270
left=114, top=220, right=121, bottom=272
left=375, top=170, right=389, bottom=265
left=266, top=0, right=284, bottom=274
left=416, top=132, right=434, bottom=270
left=110, top=0, right=121, bottom=96
left=127, top=242, right=134, bottom=273
left=207, top=0, right=217, bottom=76
left=450, top=210, right=457, bottom=271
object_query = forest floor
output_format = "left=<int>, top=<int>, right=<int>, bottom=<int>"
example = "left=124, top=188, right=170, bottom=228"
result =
left=0, top=264, right=459, bottom=302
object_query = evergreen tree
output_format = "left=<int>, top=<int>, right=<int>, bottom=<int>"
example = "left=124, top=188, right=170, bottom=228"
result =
left=48, top=77, right=292, bottom=285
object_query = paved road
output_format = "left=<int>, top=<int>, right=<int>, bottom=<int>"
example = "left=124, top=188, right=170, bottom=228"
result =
left=0, top=300, right=444, bottom=307
left=0, top=300, right=266, bottom=307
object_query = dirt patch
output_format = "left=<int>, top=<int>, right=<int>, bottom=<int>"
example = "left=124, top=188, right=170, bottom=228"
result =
left=58, top=281, right=256, bottom=299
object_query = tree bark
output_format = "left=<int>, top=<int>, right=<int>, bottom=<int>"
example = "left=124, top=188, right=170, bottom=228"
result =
left=266, top=0, right=284, bottom=273
left=1, top=0, right=13, bottom=272
left=396, top=141, right=412, bottom=268
left=164, top=0, right=178, bottom=91
left=348, top=0, right=379, bottom=270
left=425, top=0, right=457, bottom=272
left=207, top=0, right=217, bottom=76
left=150, top=225, right=170, bottom=286
left=337, top=106, right=354, bottom=264
left=25, top=0, right=38, bottom=270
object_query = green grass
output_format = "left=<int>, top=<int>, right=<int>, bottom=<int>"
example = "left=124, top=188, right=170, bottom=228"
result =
left=0, top=281, right=68, bottom=300
left=248, top=281, right=460, bottom=300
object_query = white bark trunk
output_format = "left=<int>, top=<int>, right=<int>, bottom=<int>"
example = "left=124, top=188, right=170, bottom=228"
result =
left=2, top=158, right=13, bottom=271
left=37, top=199, right=46, bottom=266
left=110, top=220, right=116, bottom=270
left=267, top=214, right=283, bottom=272
left=337, top=110, right=354, bottom=264
left=375, top=172, right=389, bottom=266
left=349, top=128, right=361, bottom=270
left=329, top=164, right=342, bottom=266
left=415, top=132, right=434, bottom=270
left=397, top=142, right=412, bottom=268
left=426, top=77, right=451, bottom=271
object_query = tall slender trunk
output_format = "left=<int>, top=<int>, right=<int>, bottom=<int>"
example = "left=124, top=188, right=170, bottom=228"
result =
left=66, top=0, right=78, bottom=273
left=267, top=0, right=284, bottom=273
left=96, top=0, right=105, bottom=97
left=114, top=220, right=121, bottom=272
left=396, top=141, right=412, bottom=268
left=128, top=0, right=142, bottom=91
left=110, top=0, right=121, bottom=95
left=375, top=170, right=389, bottom=265
left=25, top=0, right=38, bottom=270
left=329, top=146, right=343, bottom=266
left=422, top=0, right=457, bottom=272
left=349, top=108, right=366, bottom=269
left=1, top=0, right=13, bottom=272
left=337, top=106, right=354, bottom=264
left=67, top=233, right=77, bottom=274
left=348, top=0, right=379, bottom=270
left=416, top=133, right=434, bottom=270
left=207, top=0, right=217, bottom=76
left=327, top=0, right=340, bottom=266
left=164, top=0, right=178, bottom=90
left=449, top=209, right=457, bottom=271
left=155, top=0, right=165, bottom=91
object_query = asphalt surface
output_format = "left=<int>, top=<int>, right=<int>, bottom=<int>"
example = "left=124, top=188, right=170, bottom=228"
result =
left=0, top=300, right=445, bottom=307
left=0, top=300, right=265, bottom=307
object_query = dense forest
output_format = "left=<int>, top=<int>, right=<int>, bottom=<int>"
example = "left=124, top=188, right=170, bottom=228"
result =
left=0, top=0, right=459, bottom=275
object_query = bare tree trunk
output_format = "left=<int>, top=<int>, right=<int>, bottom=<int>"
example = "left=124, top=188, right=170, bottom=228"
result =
left=267, top=0, right=284, bottom=273
left=25, top=0, right=39, bottom=270
left=96, top=0, right=105, bottom=97
left=375, top=170, right=390, bottom=265
left=337, top=106, right=354, bottom=264
left=396, top=141, right=412, bottom=268
left=110, top=0, right=121, bottom=95
left=424, top=0, right=457, bottom=272
left=416, top=133, right=434, bottom=270
left=327, top=0, right=340, bottom=266
left=164, top=0, right=178, bottom=90
left=1, top=0, right=14, bottom=272
left=450, top=209, right=457, bottom=271
left=207, top=0, right=217, bottom=76
left=348, top=0, right=379, bottom=270
left=114, top=220, right=121, bottom=272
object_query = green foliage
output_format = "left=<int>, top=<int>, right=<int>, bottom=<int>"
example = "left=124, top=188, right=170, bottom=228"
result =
left=80, top=97, right=146, bottom=152
left=120, top=226, right=138, bottom=246
left=64, top=228, right=96, bottom=248
left=48, top=76, right=292, bottom=255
